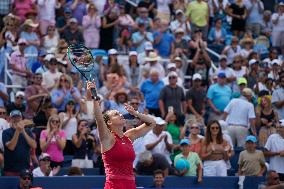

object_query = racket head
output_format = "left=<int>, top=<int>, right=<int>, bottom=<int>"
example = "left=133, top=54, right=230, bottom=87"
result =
left=67, top=43, right=95, bottom=72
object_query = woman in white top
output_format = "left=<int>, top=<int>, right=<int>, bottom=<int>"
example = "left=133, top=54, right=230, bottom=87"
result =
left=42, top=23, right=59, bottom=54
left=271, top=2, right=284, bottom=47
left=222, top=36, right=242, bottom=65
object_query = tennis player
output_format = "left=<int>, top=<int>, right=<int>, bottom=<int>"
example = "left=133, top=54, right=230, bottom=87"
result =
left=87, top=82, right=156, bottom=189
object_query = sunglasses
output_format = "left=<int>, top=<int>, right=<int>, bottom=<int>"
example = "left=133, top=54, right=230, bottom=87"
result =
left=51, top=120, right=60, bottom=124
left=67, top=103, right=75, bottom=106
left=211, top=127, right=220, bottom=130
left=21, top=177, right=31, bottom=181
left=60, top=79, right=68, bottom=82
left=190, top=127, right=199, bottom=130
left=16, top=96, right=24, bottom=99
left=41, top=158, right=51, bottom=162
left=49, top=62, right=57, bottom=65
left=169, top=76, right=177, bottom=79
left=0, top=111, right=6, bottom=115
left=130, top=102, right=139, bottom=105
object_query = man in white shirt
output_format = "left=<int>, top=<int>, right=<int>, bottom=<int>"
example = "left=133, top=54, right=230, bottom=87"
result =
left=42, top=55, right=62, bottom=90
left=0, top=107, right=9, bottom=151
left=223, top=88, right=256, bottom=147
left=143, top=117, right=173, bottom=164
left=33, top=153, right=59, bottom=177
left=264, top=124, right=284, bottom=181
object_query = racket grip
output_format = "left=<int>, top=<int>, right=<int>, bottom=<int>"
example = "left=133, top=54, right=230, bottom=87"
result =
left=91, top=88, right=99, bottom=101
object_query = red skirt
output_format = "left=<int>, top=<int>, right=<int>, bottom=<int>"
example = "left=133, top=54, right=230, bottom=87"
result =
left=104, top=179, right=136, bottom=189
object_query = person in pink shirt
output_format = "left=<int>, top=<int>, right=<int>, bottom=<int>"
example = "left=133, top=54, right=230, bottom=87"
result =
left=40, top=115, right=66, bottom=169
left=12, top=0, right=35, bottom=22
left=82, top=3, right=101, bottom=49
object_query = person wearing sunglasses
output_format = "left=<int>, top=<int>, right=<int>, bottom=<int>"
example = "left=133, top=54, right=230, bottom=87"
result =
left=42, top=55, right=62, bottom=91
left=6, top=91, right=26, bottom=115
left=18, top=169, right=33, bottom=189
left=32, top=153, right=59, bottom=177
left=40, top=115, right=66, bottom=170
left=272, top=76, right=284, bottom=120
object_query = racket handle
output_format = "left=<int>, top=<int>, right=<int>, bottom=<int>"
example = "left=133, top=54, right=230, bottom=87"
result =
left=91, top=88, right=99, bottom=101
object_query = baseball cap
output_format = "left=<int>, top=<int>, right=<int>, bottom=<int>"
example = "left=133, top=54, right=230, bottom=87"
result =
left=138, top=19, right=145, bottom=26
left=175, top=9, right=184, bottom=15
left=271, top=59, right=281, bottom=66
left=168, top=71, right=178, bottom=77
left=39, top=153, right=51, bottom=161
left=217, top=72, right=226, bottom=78
left=192, top=73, right=202, bottom=81
left=245, top=135, right=257, bottom=143
left=249, top=59, right=258, bottom=66
left=108, top=49, right=118, bottom=55
left=237, top=77, right=247, bottom=85
left=64, top=7, right=72, bottom=13
left=44, top=54, right=55, bottom=61
left=144, top=41, right=153, bottom=50
left=10, top=110, right=22, bottom=117
left=219, top=55, right=227, bottom=61
left=16, top=91, right=25, bottom=97
left=69, top=18, right=78, bottom=23
left=20, top=169, right=33, bottom=179
left=167, top=63, right=176, bottom=70
left=155, top=117, right=167, bottom=125
left=38, top=50, right=46, bottom=57
left=129, top=51, right=137, bottom=56
left=18, top=38, right=27, bottom=45
left=179, top=139, right=190, bottom=145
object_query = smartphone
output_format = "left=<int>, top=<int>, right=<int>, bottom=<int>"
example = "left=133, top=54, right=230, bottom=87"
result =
left=168, top=106, right=174, bottom=112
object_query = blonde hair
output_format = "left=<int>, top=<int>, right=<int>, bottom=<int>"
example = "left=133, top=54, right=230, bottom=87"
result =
left=46, top=114, right=62, bottom=133
left=55, top=74, right=74, bottom=89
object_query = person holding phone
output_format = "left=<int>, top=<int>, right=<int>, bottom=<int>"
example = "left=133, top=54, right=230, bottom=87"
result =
left=87, top=82, right=156, bottom=189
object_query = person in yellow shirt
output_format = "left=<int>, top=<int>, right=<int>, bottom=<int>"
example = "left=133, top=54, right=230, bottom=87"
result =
left=185, top=0, right=209, bottom=39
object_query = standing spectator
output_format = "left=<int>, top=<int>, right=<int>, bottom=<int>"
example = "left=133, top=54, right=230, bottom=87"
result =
left=9, top=39, right=31, bottom=87
left=244, top=0, right=264, bottom=37
left=247, top=59, right=260, bottom=89
left=164, top=111, right=181, bottom=145
left=68, top=0, right=87, bottom=25
left=0, top=0, right=12, bottom=28
left=135, top=7, right=153, bottom=31
left=40, top=115, right=66, bottom=169
left=174, top=139, right=202, bottom=181
left=264, top=123, right=284, bottom=181
left=140, top=69, right=164, bottom=117
left=223, top=88, right=256, bottom=147
left=62, top=18, right=84, bottom=45
left=42, top=55, right=62, bottom=90
left=170, top=9, right=191, bottom=38
left=137, top=0, right=157, bottom=19
left=82, top=3, right=101, bottom=49
left=208, top=18, right=227, bottom=45
left=37, top=0, right=60, bottom=35
left=186, top=73, right=206, bottom=123
left=124, top=51, right=140, bottom=88
left=150, top=169, right=166, bottom=188
left=153, top=21, right=174, bottom=58
left=6, top=91, right=26, bottom=114
left=0, top=82, right=8, bottom=108
left=185, top=0, right=209, bottom=39
left=227, top=0, right=247, bottom=37
left=42, top=23, right=59, bottom=54
left=143, top=117, right=173, bottom=164
left=238, top=135, right=266, bottom=176
left=159, top=71, right=186, bottom=122
left=271, top=2, right=284, bottom=47
left=183, top=121, right=204, bottom=156
left=56, top=7, right=72, bottom=35
left=201, top=120, right=232, bottom=176
left=33, top=153, right=59, bottom=177
left=142, top=52, right=165, bottom=79
left=272, top=75, right=284, bottom=120
left=2, top=110, right=36, bottom=176
left=12, top=0, right=35, bottom=22
left=207, top=72, right=232, bottom=121
left=222, top=36, right=242, bottom=65
left=256, top=96, right=279, bottom=147
left=0, top=107, right=9, bottom=151
left=131, top=20, right=154, bottom=54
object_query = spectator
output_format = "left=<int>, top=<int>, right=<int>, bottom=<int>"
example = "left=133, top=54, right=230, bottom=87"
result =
left=0, top=82, right=9, bottom=108
left=223, top=88, right=256, bottom=147
left=82, top=3, right=101, bottom=49
left=18, top=169, right=34, bottom=189
left=162, top=64, right=183, bottom=88
left=62, top=18, right=84, bottom=45
left=170, top=9, right=191, bottom=38
left=261, top=10, right=273, bottom=36
left=12, top=0, right=35, bottom=22
left=231, top=56, right=247, bottom=92
left=106, top=89, right=129, bottom=116
left=159, top=71, right=186, bottom=122
left=137, top=0, right=157, bottom=19
left=244, top=0, right=264, bottom=37
left=165, top=110, right=181, bottom=145
left=183, top=121, right=204, bottom=156
left=41, top=55, right=62, bottom=90
left=67, top=166, right=83, bottom=176
left=172, top=28, right=190, bottom=58
left=56, top=7, right=72, bottom=35
left=240, top=37, right=255, bottom=58
left=32, top=153, right=60, bottom=177
left=185, top=0, right=209, bottom=39
left=131, top=20, right=154, bottom=54
left=6, top=91, right=26, bottom=114
left=42, top=23, right=59, bottom=54
left=201, top=120, right=232, bottom=176
left=135, top=7, right=153, bottom=31
left=140, top=68, right=164, bottom=117
left=40, top=115, right=66, bottom=169
left=207, top=72, right=232, bottom=121
left=238, top=135, right=266, bottom=176
left=269, top=59, right=281, bottom=81
left=142, top=52, right=165, bottom=79
left=264, top=123, right=284, bottom=181
left=174, top=139, right=202, bottom=181
left=143, top=117, right=173, bottom=164
left=150, top=169, right=165, bottom=188
left=137, top=41, right=154, bottom=65
left=247, top=59, right=260, bottom=89
left=222, top=36, right=242, bottom=65
left=256, top=96, right=279, bottom=147
left=136, top=151, right=171, bottom=176
left=185, top=73, right=206, bottom=124
left=0, top=107, right=9, bottom=151
left=72, top=119, right=96, bottom=168
left=208, top=18, right=227, bottom=45
left=272, top=75, right=284, bottom=120
left=9, top=39, right=31, bottom=87
left=0, top=0, right=13, bottom=28
left=68, top=0, right=87, bottom=25
left=31, top=50, right=46, bottom=74
left=2, top=110, right=36, bottom=176
left=124, top=51, right=140, bottom=88
left=227, top=0, right=247, bottom=37
left=261, top=170, right=284, bottom=189
left=271, top=2, right=284, bottom=47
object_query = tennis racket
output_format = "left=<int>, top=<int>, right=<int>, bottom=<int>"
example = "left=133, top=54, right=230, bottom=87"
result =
left=67, top=43, right=99, bottom=100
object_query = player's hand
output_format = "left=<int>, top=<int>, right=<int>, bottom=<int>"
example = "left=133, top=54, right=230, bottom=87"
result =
left=87, top=81, right=96, bottom=90
left=124, top=103, right=137, bottom=116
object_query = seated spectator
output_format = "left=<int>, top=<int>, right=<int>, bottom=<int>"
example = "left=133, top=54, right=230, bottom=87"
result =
left=272, top=75, right=284, bottom=120
left=136, top=151, right=170, bottom=176
left=201, top=120, right=232, bottom=176
left=135, top=7, right=153, bottom=31
left=268, top=59, right=281, bottom=81
left=72, top=119, right=96, bottom=168
left=261, top=10, right=273, bottom=38
left=32, top=153, right=60, bottom=177
left=137, top=41, right=154, bottom=65
left=42, top=23, right=59, bottom=54
left=18, top=169, right=34, bottom=189
left=208, top=18, right=227, bottom=45
left=67, top=166, right=84, bottom=176
left=172, top=28, right=190, bottom=58
left=271, top=2, right=284, bottom=47
left=56, top=7, right=72, bottom=35
left=260, top=170, right=284, bottom=189
left=41, top=55, right=62, bottom=90
left=231, top=55, right=247, bottom=93
left=106, top=89, right=129, bottom=115
left=2, top=110, right=36, bottom=176
left=124, top=51, right=140, bottom=88
left=0, top=107, right=9, bottom=151
left=143, top=117, right=173, bottom=164
left=240, top=37, right=255, bottom=59
left=31, top=50, right=46, bottom=74
left=256, top=96, right=279, bottom=147
left=150, top=169, right=166, bottom=188
left=6, top=91, right=26, bottom=115
left=142, top=52, right=165, bottom=80
left=238, top=135, right=266, bottom=176
left=62, top=18, right=84, bottom=45
left=40, top=115, right=66, bottom=169
left=174, top=139, right=202, bottom=181
left=170, top=9, right=191, bottom=38
left=222, top=36, right=242, bottom=65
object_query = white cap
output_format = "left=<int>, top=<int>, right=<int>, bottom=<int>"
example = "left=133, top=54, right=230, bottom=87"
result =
left=174, top=57, right=182, bottom=62
left=39, top=153, right=51, bottom=161
left=175, top=9, right=184, bottom=15
left=17, top=38, right=27, bottom=45
left=154, top=117, right=167, bottom=125
left=69, top=18, right=78, bottom=23
left=16, top=91, right=25, bottom=97
left=271, top=59, right=281, bottom=66
left=279, top=119, right=284, bottom=127
left=129, top=51, right=137, bottom=56
left=219, top=55, right=227, bottom=61
left=168, top=71, right=178, bottom=77
left=167, top=63, right=176, bottom=70
left=144, top=41, right=153, bottom=50
left=175, top=28, right=184, bottom=34
left=108, top=49, right=118, bottom=55
left=44, top=54, right=55, bottom=61
left=262, top=58, right=271, bottom=64
left=192, top=73, right=202, bottom=80
left=249, top=59, right=258, bottom=66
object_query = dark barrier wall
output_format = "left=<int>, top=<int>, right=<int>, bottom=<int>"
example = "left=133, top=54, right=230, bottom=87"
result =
left=0, top=176, right=265, bottom=189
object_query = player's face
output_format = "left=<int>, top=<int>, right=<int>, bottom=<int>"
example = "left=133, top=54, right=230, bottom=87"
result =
left=109, top=111, right=126, bottom=127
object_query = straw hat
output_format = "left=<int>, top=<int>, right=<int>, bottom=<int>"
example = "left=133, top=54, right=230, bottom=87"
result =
left=145, top=52, right=160, bottom=62
left=23, top=19, right=38, bottom=27
left=240, top=37, right=255, bottom=46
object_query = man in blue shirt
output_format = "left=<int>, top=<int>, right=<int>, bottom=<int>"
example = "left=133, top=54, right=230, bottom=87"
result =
left=131, top=21, right=154, bottom=53
left=207, top=72, right=232, bottom=121
left=141, top=68, right=164, bottom=117
left=153, top=21, right=174, bottom=58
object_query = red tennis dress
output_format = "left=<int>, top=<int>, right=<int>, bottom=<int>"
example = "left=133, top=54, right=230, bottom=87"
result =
left=102, top=132, right=136, bottom=189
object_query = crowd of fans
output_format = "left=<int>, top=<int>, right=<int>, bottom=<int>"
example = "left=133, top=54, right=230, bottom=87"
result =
left=0, top=0, right=284, bottom=188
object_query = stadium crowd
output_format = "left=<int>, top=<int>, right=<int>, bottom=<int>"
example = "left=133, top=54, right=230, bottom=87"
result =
left=0, top=0, right=284, bottom=188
